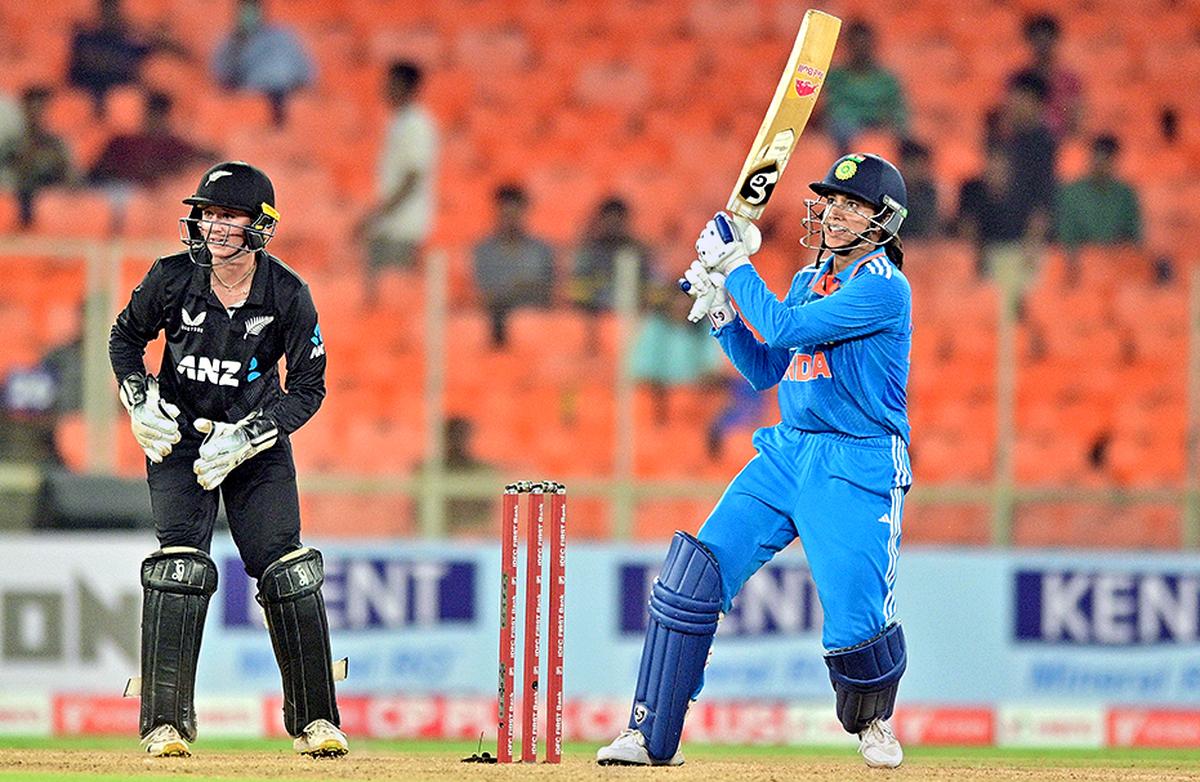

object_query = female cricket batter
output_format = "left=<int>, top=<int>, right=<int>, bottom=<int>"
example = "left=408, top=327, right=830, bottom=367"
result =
left=598, top=153, right=911, bottom=769
left=109, top=161, right=347, bottom=758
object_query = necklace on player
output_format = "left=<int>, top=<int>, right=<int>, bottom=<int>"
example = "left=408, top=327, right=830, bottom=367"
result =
left=212, top=262, right=256, bottom=292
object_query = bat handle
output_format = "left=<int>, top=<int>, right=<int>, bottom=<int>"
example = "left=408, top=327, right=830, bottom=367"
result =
left=729, top=214, right=753, bottom=235
left=678, top=278, right=691, bottom=293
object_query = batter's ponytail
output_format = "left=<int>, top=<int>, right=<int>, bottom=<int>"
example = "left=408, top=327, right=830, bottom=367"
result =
left=884, top=235, right=904, bottom=269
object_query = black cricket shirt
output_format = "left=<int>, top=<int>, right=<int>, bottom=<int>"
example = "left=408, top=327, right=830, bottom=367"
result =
left=109, top=250, right=327, bottom=438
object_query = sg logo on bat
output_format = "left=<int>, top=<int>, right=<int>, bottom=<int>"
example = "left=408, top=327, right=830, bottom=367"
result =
left=738, top=161, right=781, bottom=206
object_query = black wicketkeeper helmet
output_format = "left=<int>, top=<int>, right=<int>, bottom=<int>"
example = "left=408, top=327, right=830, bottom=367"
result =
left=179, top=161, right=279, bottom=265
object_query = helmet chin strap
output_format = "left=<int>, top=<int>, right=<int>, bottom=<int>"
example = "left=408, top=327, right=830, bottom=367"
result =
left=184, top=240, right=254, bottom=268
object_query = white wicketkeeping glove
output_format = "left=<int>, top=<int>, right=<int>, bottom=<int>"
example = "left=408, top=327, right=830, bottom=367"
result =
left=695, top=212, right=762, bottom=275
left=192, top=411, right=279, bottom=490
left=119, top=374, right=181, bottom=464
left=680, top=260, right=734, bottom=328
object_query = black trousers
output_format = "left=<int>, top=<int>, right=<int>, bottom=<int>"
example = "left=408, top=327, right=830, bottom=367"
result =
left=147, top=436, right=302, bottom=580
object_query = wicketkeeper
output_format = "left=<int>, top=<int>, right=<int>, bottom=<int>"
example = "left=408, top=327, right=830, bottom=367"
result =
left=109, top=161, right=346, bottom=758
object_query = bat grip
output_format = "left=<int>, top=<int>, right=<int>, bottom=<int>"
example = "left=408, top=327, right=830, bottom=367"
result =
left=729, top=214, right=753, bottom=235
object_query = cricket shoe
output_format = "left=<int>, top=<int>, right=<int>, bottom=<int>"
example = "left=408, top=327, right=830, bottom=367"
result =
left=140, top=724, right=190, bottom=757
left=858, top=718, right=903, bottom=768
left=596, top=728, right=684, bottom=766
left=293, top=719, right=349, bottom=757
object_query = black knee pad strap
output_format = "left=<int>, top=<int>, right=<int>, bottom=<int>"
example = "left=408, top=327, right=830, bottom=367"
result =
left=259, top=547, right=340, bottom=736
left=825, top=622, right=906, bottom=734
left=139, top=547, right=218, bottom=741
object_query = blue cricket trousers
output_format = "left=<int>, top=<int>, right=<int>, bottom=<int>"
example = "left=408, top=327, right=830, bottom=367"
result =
left=697, top=424, right=911, bottom=651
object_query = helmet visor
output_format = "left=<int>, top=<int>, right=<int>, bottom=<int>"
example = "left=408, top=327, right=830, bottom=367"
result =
left=178, top=213, right=275, bottom=266
left=800, top=196, right=897, bottom=251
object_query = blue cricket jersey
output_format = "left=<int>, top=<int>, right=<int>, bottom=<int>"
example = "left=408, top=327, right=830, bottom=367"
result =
left=714, top=247, right=912, bottom=443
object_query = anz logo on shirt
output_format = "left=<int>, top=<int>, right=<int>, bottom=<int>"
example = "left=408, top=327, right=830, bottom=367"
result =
left=309, top=323, right=325, bottom=359
left=176, top=355, right=241, bottom=387
left=784, top=350, right=832, bottom=382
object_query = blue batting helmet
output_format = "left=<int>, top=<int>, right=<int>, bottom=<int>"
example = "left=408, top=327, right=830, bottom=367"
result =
left=809, top=153, right=908, bottom=238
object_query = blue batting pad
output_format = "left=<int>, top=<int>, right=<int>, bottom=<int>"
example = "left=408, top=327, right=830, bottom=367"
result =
left=824, top=622, right=906, bottom=733
left=629, top=531, right=723, bottom=761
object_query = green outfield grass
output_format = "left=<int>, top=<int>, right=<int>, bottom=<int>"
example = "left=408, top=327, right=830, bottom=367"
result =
left=3, top=736, right=1200, bottom=761
left=1, top=737, right=1198, bottom=782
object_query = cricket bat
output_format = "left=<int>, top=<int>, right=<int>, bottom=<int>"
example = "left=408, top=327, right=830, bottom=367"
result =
left=727, top=9, right=842, bottom=223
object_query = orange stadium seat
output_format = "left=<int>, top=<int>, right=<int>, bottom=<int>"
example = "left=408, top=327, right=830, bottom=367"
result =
left=1013, top=502, right=1181, bottom=549
left=634, top=497, right=720, bottom=541
left=111, top=190, right=172, bottom=241
left=100, top=85, right=150, bottom=135
left=44, top=88, right=95, bottom=137
left=559, top=496, right=610, bottom=540
left=901, top=502, right=991, bottom=545
left=507, top=309, right=590, bottom=358
left=910, top=426, right=993, bottom=484
left=633, top=422, right=708, bottom=478
left=31, top=189, right=114, bottom=238
left=446, top=309, right=493, bottom=355
left=140, top=54, right=199, bottom=105
left=1013, top=427, right=1092, bottom=486
left=301, top=493, right=414, bottom=537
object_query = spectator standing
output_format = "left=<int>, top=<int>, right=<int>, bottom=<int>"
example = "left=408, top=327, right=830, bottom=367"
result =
left=822, top=19, right=909, bottom=153
left=211, top=0, right=315, bottom=127
left=1056, top=135, right=1142, bottom=270
left=68, top=0, right=188, bottom=116
left=897, top=139, right=939, bottom=239
left=471, top=184, right=556, bottom=348
left=570, top=197, right=653, bottom=314
left=0, top=87, right=72, bottom=228
left=1012, top=13, right=1082, bottom=141
left=955, top=146, right=1030, bottom=281
left=986, top=73, right=1058, bottom=244
left=357, top=61, right=438, bottom=291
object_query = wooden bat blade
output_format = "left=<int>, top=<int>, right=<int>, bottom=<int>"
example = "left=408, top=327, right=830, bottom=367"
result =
left=727, top=9, right=841, bottom=222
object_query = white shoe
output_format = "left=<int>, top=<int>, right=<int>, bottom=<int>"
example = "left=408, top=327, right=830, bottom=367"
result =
left=858, top=718, right=903, bottom=768
left=293, top=719, right=349, bottom=757
left=596, top=728, right=684, bottom=766
left=140, top=724, right=190, bottom=757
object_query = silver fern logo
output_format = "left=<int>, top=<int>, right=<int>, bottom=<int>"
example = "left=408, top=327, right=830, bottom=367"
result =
left=243, top=315, right=274, bottom=339
left=182, top=308, right=206, bottom=333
